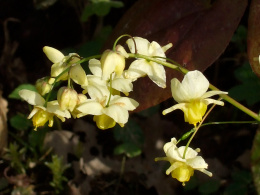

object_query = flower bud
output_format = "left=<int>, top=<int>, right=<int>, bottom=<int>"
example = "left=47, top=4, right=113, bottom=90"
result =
left=57, top=87, right=79, bottom=112
left=35, top=77, right=53, bottom=96
left=100, top=46, right=126, bottom=80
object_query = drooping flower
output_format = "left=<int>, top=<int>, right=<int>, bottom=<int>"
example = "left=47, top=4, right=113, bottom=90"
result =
left=19, top=89, right=70, bottom=130
left=100, top=45, right=128, bottom=81
left=155, top=137, right=212, bottom=185
left=35, top=77, right=53, bottom=96
left=43, top=46, right=88, bottom=86
left=125, top=37, right=172, bottom=88
left=162, top=70, right=227, bottom=125
left=76, top=92, right=139, bottom=130
left=84, top=59, right=133, bottom=96
left=57, top=87, right=79, bottom=112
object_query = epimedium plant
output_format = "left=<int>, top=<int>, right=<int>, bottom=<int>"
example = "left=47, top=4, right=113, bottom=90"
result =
left=17, top=34, right=260, bottom=187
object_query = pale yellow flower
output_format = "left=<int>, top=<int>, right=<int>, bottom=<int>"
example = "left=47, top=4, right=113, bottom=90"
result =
left=125, top=37, right=172, bottom=88
left=43, top=46, right=88, bottom=86
left=76, top=91, right=138, bottom=130
left=100, top=45, right=128, bottom=81
left=35, top=77, right=53, bottom=96
left=155, top=138, right=212, bottom=185
left=163, top=70, right=227, bottom=125
left=19, top=89, right=70, bottom=130
left=57, top=87, right=79, bottom=112
left=85, top=59, right=133, bottom=96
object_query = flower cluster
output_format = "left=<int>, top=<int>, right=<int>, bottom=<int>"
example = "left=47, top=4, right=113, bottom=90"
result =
left=19, top=37, right=172, bottom=130
left=19, top=35, right=228, bottom=185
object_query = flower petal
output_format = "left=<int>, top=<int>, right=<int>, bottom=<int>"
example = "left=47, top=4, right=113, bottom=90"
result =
left=47, top=101, right=71, bottom=119
left=87, top=84, right=110, bottom=100
left=126, top=37, right=150, bottom=55
left=186, top=156, right=208, bottom=169
left=76, top=100, right=103, bottom=116
left=111, top=77, right=133, bottom=94
left=177, top=146, right=198, bottom=159
left=203, top=98, right=225, bottom=106
left=148, top=61, right=166, bottom=88
left=43, top=46, right=64, bottom=63
left=201, top=90, right=228, bottom=99
left=19, top=89, right=45, bottom=106
left=149, top=41, right=166, bottom=58
left=162, top=103, right=186, bottom=115
left=103, top=105, right=128, bottom=124
left=70, top=64, right=88, bottom=86
left=89, top=59, right=102, bottom=76
left=181, top=70, right=209, bottom=99
left=163, top=138, right=177, bottom=153
left=171, top=78, right=191, bottom=103
left=125, top=59, right=151, bottom=81
left=110, top=95, right=139, bottom=111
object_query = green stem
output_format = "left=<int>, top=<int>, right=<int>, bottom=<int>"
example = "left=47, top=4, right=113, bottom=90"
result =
left=183, top=100, right=218, bottom=159
left=209, top=84, right=260, bottom=122
left=128, top=53, right=179, bottom=70
left=44, top=54, right=102, bottom=105
left=128, top=53, right=260, bottom=122
left=106, top=73, right=113, bottom=107
left=113, top=34, right=132, bottom=51
left=201, top=120, right=259, bottom=126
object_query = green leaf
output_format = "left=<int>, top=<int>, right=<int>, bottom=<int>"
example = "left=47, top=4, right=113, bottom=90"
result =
left=78, top=26, right=113, bottom=57
left=92, top=2, right=111, bottom=16
left=113, top=119, right=144, bottom=158
left=81, top=0, right=123, bottom=21
left=231, top=170, right=252, bottom=184
left=251, top=126, right=260, bottom=194
left=184, top=176, right=199, bottom=191
left=229, top=63, right=260, bottom=105
left=81, top=4, right=95, bottom=22
left=0, top=177, right=8, bottom=191
left=224, top=182, right=247, bottom=195
left=113, top=119, right=144, bottom=145
left=28, top=128, right=48, bottom=152
left=10, top=114, right=31, bottom=131
left=137, top=105, right=159, bottom=117
left=114, top=142, right=141, bottom=158
left=198, top=180, right=220, bottom=194
left=9, top=84, right=37, bottom=100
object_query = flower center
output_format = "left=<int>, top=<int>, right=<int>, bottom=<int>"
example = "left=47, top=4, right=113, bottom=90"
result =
left=184, top=100, right=207, bottom=125
left=93, top=114, right=116, bottom=130
left=171, top=162, right=194, bottom=185
left=32, top=109, right=53, bottom=130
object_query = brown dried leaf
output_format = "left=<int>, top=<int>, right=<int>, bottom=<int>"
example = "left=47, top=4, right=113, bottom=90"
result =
left=105, top=0, right=247, bottom=111
left=0, top=91, right=8, bottom=155
left=248, top=0, right=260, bottom=78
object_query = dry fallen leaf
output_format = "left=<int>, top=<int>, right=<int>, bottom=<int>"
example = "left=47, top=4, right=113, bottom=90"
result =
left=0, top=91, right=8, bottom=155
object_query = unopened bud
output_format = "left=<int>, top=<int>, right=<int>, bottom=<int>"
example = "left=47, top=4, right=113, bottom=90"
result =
left=57, top=87, right=79, bottom=112
left=35, top=77, right=53, bottom=96
left=100, top=47, right=126, bottom=80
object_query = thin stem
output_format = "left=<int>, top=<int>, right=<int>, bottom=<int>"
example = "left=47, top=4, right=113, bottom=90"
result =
left=201, top=120, right=259, bottom=127
left=106, top=73, right=113, bottom=107
left=113, top=34, right=132, bottom=51
left=44, top=54, right=102, bottom=105
left=128, top=53, right=179, bottom=70
left=115, top=155, right=126, bottom=194
left=209, top=84, right=260, bottom=122
left=183, top=101, right=218, bottom=159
